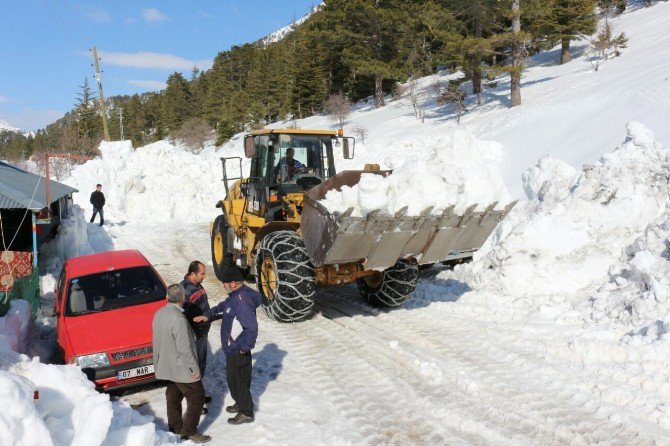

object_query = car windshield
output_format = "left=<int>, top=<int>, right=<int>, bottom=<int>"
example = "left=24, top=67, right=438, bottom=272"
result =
left=66, top=266, right=165, bottom=316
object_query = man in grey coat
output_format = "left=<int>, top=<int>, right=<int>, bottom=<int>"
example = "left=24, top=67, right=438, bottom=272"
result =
left=152, top=284, right=211, bottom=444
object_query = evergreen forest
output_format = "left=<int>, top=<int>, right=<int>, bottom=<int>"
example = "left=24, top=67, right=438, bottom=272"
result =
left=0, top=0, right=641, bottom=160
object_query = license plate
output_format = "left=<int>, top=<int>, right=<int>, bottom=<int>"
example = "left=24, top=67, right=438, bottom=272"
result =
left=118, top=364, right=154, bottom=380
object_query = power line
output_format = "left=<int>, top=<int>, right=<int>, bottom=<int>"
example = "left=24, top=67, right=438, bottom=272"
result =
left=41, top=0, right=82, bottom=51
left=62, top=0, right=90, bottom=45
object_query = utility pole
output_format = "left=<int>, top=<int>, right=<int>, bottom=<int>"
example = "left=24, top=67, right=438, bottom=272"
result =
left=118, top=108, right=124, bottom=140
left=91, top=46, right=111, bottom=141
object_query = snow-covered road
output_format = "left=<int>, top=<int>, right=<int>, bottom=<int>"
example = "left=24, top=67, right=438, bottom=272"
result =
left=108, top=221, right=667, bottom=445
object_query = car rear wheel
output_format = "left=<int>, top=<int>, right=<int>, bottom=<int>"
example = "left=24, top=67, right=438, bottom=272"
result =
left=255, top=231, right=316, bottom=322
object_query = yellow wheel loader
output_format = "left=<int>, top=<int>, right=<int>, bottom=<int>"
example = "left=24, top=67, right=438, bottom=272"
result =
left=211, top=129, right=515, bottom=322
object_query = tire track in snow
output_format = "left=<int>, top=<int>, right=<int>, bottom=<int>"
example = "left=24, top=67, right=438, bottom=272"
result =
left=315, top=288, right=662, bottom=445
left=267, top=313, right=485, bottom=445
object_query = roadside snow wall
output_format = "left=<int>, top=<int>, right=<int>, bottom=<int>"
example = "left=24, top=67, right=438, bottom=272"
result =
left=0, top=299, right=175, bottom=446
left=64, top=140, right=226, bottom=225
left=451, top=122, right=670, bottom=331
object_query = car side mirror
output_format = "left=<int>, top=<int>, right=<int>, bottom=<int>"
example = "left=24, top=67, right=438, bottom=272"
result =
left=244, top=135, right=256, bottom=158
left=343, top=137, right=355, bottom=159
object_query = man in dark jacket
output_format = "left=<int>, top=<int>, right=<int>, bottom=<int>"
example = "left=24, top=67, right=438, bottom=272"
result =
left=181, top=261, right=212, bottom=408
left=193, top=267, right=262, bottom=425
left=89, top=184, right=105, bottom=226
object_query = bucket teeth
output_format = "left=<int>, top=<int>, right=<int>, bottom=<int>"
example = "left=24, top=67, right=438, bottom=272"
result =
left=300, top=169, right=517, bottom=269
left=395, top=206, right=408, bottom=218
left=420, top=206, right=434, bottom=217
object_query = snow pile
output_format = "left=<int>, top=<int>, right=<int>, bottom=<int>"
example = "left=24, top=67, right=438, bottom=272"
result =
left=319, top=127, right=511, bottom=216
left=0, top=296, right=175, bottom=446
left=39, top=205, right=113, bottom=274
left=0, top=371, right=52, bottom=446
left=455, top=122, right=669, bottom=302
left=0, top=300, right=32, bottom=355
left=521, top=156, right=578, bottom=201
left=0, top=208, right=177, bottom=445
left=64, top=140, right=224, bottom=225
left=590, top=206, right=670, bottom=345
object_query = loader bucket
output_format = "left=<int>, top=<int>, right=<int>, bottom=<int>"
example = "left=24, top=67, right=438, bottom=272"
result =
left=301, top=170, right=517, bottom=270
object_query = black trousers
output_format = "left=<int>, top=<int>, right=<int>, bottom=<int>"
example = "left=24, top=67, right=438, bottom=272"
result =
left=195, top=336, right=208, bottom=377
left=226, top=352, right=253, bottom=416
left=90, top=207, right=104, bottom=225
left=166, top=380, right=205, bottom=437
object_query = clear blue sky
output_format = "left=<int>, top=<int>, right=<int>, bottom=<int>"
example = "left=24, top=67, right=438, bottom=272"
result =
left=0, top=1, right=318, bottom=131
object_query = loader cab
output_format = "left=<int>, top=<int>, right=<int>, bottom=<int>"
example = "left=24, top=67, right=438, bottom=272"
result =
left=244, top=131, right=339, bottom=221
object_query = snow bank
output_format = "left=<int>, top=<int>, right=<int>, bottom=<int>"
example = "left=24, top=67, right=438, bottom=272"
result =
left=64, top=140, right=225, bottom=225
left=320, top=127, right=511, bottom=216
left=0, top=300, right=32, bottom=354
left=590, top=206, right=670, bottom=345
left=0, top=210, right=176, bottom=445
left=0, top=303, right=175, bottom=446
left=455, top=122, right=669, bottom=303
left=39, top=205, right=113, bottom=275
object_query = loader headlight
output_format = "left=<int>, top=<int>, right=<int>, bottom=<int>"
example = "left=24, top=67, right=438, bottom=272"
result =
left=76, top=352, right=110, bottom=368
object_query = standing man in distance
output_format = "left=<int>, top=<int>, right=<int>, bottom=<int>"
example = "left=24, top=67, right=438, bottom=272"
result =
left=181, top=261, right=213, bottom=407
left=193, top=267, right=261, bottom=425
left=152, top=284, right=211, bottom=444
left=89, top=184, right=105, bottom=226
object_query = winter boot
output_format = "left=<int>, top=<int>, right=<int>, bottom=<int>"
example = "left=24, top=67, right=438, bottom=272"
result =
left=227, top=412, right=254, bottom=425
left=180, top=433, right=211, bottom=443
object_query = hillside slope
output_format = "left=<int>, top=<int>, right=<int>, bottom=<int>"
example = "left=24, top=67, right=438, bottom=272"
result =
left=216, top=3, right=670, bottom=200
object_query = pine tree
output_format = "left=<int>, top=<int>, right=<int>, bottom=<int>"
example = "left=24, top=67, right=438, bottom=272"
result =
left=289, top=30, right=326, bottom=119
left=75, top=77, right=101, bottom=141
left=510, top=0, right=523, bottom=107
left=442, top=0, right=503, bottom=99
left=124, top=95, right=149, bottom=147
left=161, top=72, right=193, bottom=134
left=328, top=0, right=409, bottom=108
left=540, top=0, right=596, bottom=64
left=597, top=0, right=626, bottom=15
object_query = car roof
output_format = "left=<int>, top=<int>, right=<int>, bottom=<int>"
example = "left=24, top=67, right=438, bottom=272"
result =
left=249, top=128, right=337, bottom=136
left=65, top=249, right=152, bottom=278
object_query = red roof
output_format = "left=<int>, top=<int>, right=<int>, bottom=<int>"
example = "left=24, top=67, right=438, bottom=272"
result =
left=65, top=249, right=152, bottom=278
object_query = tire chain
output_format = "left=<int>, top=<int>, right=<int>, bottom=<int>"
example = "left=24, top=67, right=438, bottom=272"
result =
left=256, top=231, right=317, bottom=322
left=357, top=258, right=419, bottom=307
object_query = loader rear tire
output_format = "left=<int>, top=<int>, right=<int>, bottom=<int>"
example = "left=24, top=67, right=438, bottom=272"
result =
left=211, top=215, right=235, bottom=282
left=357, top=259, right=419, bottom=308
left=255, top=231, right=316, bottom=322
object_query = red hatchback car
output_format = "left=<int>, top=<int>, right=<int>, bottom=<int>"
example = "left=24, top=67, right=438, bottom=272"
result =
left=53, top=249, right=167, bottom=391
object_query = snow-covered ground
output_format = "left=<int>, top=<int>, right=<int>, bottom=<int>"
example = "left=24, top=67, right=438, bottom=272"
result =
left=2, top=3, right=670, bottom=445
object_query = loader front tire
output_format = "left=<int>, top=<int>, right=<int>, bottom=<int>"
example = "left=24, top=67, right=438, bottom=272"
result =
left=357, top=259, right=419, bottom=308
left=211, top=215, right=235, bottom=282
left=255, top=231, right=316, bottom=322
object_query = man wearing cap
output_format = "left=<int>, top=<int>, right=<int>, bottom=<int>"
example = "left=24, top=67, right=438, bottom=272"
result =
left=193, top=267, right=262, bottom=425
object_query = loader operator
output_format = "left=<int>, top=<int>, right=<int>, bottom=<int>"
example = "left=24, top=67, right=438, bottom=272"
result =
left=274, top=147, right=307, bottom=182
